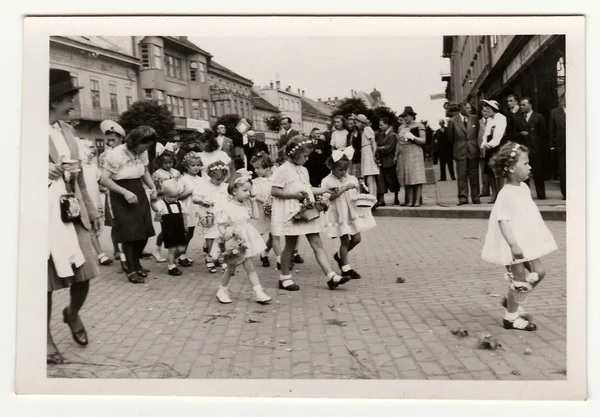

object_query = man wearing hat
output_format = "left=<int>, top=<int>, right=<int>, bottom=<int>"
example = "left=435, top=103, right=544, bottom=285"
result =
left=447, top=102, right=481, bottom=205
left=48, top=68, right=102, bottom=364
left=243, top=130, right=268, bottom=176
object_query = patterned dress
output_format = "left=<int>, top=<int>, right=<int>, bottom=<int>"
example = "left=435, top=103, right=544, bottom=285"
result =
left=396, top=123, right=427, bottom=185
left=251, top=176, right=273, bottom=235
left=360, top=126, right=380, bottom=177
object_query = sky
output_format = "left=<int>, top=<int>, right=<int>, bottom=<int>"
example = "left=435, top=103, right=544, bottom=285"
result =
left=191, top=36, right=450, bottom=126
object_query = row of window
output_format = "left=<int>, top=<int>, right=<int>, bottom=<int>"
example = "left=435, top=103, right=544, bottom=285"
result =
left=140, top=43, right=207, bottom=82
left=278, top=97, right=300, bottom=112
left=210, top=75, right=251, bottom=93
left=71, top=74, right=134, bottom=111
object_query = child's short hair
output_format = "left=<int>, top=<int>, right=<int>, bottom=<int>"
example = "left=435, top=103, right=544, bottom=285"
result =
left=489, top=142, right=529, bottom=178
left=153, top=149, right=175, bottom=171
left=206, top=160, right=229, bottom=178
left=182, top=151, right=202, bottom=172
left=227, top=172, right=252, bottom=195
left=285, top=135, right=314, bottom=159
left=250, top=151, right=274, bottom=170
left=161, top=179, right=179, bottom=198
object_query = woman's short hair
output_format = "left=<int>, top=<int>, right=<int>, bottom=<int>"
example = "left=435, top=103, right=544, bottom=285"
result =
left=125, top=126, right=158, bottom=150
left=200, top=130, right=220, bottom=152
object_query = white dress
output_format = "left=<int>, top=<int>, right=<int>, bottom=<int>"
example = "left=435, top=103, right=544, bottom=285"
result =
left=481, top=183, right=558, bottom=265
left=199, top=150, right=232, bottom=177
left=251, top=176, right=273, bottom=235
left=320, top=173, right=376, bottom=238
left=192, top=177, right=229, bottom=239
left=178, top=173, right=204, bottom=228
left=210, top=200, right=267, bottom=262
left=271, top=161, right=321, bottom=236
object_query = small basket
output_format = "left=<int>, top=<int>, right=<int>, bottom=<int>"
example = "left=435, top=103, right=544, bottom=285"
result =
left=199, top=211, right=215, bottom=228
left=299, top=208, right=320, bottom=221
left=223, top=248, right=246, bottom=266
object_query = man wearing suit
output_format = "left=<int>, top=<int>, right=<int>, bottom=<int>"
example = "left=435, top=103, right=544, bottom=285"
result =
left=375, top=117, right=400, bottom=206
left=435, top=119, right=456, bottom=181
left=277, top=117, right=300, bottom=164
left=448, top=102, right=480, bottom=205
left=243, top=130, right=269, bottom=176
left=216, top=124, right=235, bottom=158
left=549, top=93, right=566, bottom=200
left=513, top=97, right=549, bottom=199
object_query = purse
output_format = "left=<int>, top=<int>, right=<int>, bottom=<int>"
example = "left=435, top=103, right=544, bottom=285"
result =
left=59, top=193, right=81, bottom=223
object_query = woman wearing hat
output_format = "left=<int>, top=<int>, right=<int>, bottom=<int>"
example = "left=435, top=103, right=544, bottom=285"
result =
left=396, top=106, right=427, bottom=207
left=48, top=68, right=103, bottom=364
left=354, top=114, right=379, bottom=198
left=100, top=126, right=159, bottom=284
left=480, top=100, right=508, bottom=203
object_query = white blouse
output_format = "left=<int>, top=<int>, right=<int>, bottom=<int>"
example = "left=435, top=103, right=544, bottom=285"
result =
left=103, top=144, right=149, bottom=180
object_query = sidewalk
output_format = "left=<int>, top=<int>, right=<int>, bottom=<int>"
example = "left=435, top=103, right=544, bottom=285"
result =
left=376, top=163, right=566, bottom=221
left=48, top=216, right=566, bottom=381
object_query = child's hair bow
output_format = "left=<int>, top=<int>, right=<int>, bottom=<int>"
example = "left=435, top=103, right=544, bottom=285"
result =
left=156, top=142, right=175, bottom=156
left=332, top=147, right=355, bottom=162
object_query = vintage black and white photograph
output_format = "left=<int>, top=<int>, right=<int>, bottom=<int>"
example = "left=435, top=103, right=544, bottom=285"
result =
left=16, top=16, right=586, bottom=399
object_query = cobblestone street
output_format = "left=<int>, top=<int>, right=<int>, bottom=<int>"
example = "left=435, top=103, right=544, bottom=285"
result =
left=48, top=217, right=566, bottom=380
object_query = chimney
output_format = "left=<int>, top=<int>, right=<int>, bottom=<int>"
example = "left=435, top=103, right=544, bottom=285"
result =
left=302, top=90, right=305, bottom=97
left=318, top=98, right=321, bottom=102
left=287, top=85, right=291, bottom=92
left=351, top=89, right=354, bottom=96
left=328, top=97, right=331, bottom=101
left=276, top=80, right=280, bottom=89
left=297, top=88, right=301, bottom=94
left=335, top=96, right=338, bottom=100
left=270, top=81, right=274, bottom=89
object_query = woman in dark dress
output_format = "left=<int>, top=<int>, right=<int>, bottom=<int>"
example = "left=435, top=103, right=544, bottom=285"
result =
left=305, top=128, right=333, bottom=187
left=100, top=126, right=158, bottom=284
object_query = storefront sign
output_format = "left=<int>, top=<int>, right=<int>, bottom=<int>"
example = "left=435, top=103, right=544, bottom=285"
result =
left=430, top=93, right=446, bottom=100
left=503, top=35, right=553, bottom=84
left=186, top=118, right=210, bottom=131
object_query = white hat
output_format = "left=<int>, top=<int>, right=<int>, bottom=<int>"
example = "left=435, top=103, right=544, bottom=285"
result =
left=100, top=120, right=126, bottom=137
left=481, top=100, right=500, bottom=112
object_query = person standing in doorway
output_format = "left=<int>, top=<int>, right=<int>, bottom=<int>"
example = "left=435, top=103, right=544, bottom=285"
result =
left=549, top=93, right=566, bottom=200
left=448, top=102, right=481, bottom=205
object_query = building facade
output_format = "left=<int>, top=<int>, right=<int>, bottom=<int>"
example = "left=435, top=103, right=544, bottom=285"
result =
left=207, top=61, right=254, bottom=126
left=442, top=34, right=566, bottom=119
left=132, top=36, right=213, bottom=137
left=301, top=96, right=331, bottom=134
left=251, top=91, right=280, bottom=159
left=50, top=36, right=140, bottom=152
left=258, top=81, right=303, bottom=133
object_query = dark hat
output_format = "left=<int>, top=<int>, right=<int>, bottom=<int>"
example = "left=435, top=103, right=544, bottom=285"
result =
left=400, top=106, right=417, bottom=117
left=50, top=68, right=83, bottom=101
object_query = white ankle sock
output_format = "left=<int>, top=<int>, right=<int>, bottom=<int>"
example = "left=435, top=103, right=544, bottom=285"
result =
left=279, top=274, right=292, bottom=281
left=168, top=264, right=176, bottom=270
left=504, top=311, right=519, bottom=321
left=276, top=256, right=281, bottom=262
left=120, top=253, right=126, bottom=261
left=261, top=251, right=268, bottom=257
left=341, top=264, right=351, bottom=272
left=97, top=253, right=106, bottom=260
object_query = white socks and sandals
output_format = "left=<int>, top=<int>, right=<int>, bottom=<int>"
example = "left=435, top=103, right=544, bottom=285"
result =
left=216, top=285, right=271, bottom=305
left=333, top=252, right=361, bottom=280
left=502, top=271, right=539, bottom=331
left=278, top=272, right=350, bottom=292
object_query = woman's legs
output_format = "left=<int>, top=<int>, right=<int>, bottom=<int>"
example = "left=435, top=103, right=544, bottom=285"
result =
left=488, top=173, right=498, bottom=201
left=414, top=184, right=423, bottom=207
left=406, top=185, right=415, bottom=206
left=66, top=280, right=90, bottom=332
left=135, top=239, right=148, bottom=270
left=366, top=175, right=377, bottom=197
left=110, top=227, right=120, bottom=256
left=122, top=241, right=138, bottom=272
left=47, top=291, right=59, bottom=358
left=90, top=233, right=102, bottom=256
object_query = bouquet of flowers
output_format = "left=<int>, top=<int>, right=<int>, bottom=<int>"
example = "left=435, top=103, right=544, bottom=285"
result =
left=263, top=197, right=273, bottom=218
left=314, top=195, right=330, bottom=213
left=217, top=229, right=248, bottom=264
left=288, top=191, right=321, bottom=223
left=351, top=179, right=377, bottom=208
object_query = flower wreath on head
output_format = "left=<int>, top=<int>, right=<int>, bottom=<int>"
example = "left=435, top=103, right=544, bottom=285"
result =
left=208, top=163, right=229, bottom=173
left=287, top=139, right=316, bottom=156
left=182, top=151, right=202, bottom=167
left=503, top=143, right=522, bottom=173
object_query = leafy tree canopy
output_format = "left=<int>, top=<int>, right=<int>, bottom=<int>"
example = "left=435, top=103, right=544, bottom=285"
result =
left=118, top=100, right=175, bottom=143
left=264, top=114, right=284, bottom=132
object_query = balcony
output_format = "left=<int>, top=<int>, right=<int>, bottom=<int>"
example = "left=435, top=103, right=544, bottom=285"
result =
left=71, top=104, right=120, bottom=122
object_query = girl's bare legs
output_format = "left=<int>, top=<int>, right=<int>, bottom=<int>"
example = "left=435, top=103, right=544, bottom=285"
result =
left=504, top=261, right=539, bottom=331
left=339, top=235, right=351, bottom=266
left=305, top=233, right=334, bottom=275
left=281, top=235, right=298, bottom=275
left=528, top=259, right=546, bottom=288
left=216, top=261, right=236, bottom=303
left=243, top=259, right=271, bottom=303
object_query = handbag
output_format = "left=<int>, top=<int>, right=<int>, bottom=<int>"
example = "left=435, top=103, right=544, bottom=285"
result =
left=59, top=171, right=82, bottom=223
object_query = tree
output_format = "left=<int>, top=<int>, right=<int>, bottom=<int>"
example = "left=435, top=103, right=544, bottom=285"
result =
left=212, top=113, right=253, bottom=148
left=331, top=97, right=371, bottom=121
left=371, top=106, right=399, bottom=131
left=118, top=100, right=175, bottom=143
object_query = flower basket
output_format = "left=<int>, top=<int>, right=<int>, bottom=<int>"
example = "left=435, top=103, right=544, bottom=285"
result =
left=352, top=194, right=377, bottom=208
left=199, top=211, right=215, bottom=228
left=218, top=231, right=248, bottom=265
left=299, top=208, right=320, bottom=221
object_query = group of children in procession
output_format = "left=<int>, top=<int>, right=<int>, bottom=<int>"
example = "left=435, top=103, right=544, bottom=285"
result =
left=144, top=135, right=378, bottom=305
left=90, top=120, right=558, bottom=333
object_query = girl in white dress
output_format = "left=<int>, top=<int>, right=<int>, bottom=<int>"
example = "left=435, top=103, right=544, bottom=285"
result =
left=321, top=148, right=376, bottom=280
left=213, top=173, right=272, bottom=305
left=250, top=152, right=282, bottom=269
left=482, top=142, right=558, bottom=332
left=271, top=136, right=351, bottom=291
left=176, top=151, right=204, bottom=266
left=192, top=161, right=230, bottom=273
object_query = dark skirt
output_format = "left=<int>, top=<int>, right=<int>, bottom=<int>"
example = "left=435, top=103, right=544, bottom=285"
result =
left=110, top=178, right=155, bottom=243
left=48, top=221, right=98, bottom=292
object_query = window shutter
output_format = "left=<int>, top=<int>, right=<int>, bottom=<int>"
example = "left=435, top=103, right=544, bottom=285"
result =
left=140, top=44, right=150, bottom=68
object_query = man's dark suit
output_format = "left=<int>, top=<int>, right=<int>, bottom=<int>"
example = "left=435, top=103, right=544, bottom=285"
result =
left=435, top=127, right=455, bottom=181
left=277, top=129, right=300, bottom=163
left=511, top=112, right=548, bottom=199
left=375, top=128, right=400, bottom=194
left=243, top=140, right=269, bottom=175
left=549, top=106, right=566, bottom=198
left=448, top=114, right=480, bottom=203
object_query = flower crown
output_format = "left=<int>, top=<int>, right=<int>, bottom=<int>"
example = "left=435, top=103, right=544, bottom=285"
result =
left=504, top=143, right=522, bottom=172
left=182, top=151, right=202, bottom=166
left=234, top=175, right=252, bottom=186
left=208, top=163, right=229, bottom=173
left=287, top=139, right=315, bottom=156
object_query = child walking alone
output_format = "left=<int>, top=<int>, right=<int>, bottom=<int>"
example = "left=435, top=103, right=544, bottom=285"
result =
left=151, top=145, right=180, bottom=263
left=482, top=142, right=558, bottom=331
left=150, top=179, right=187, bottom=276
left=321, top=147, right=376, bottom=279
left=212, top=173, right=272, bottom=304
left=250, top=152, right=282, bottom=269
left=271, top=136, right=351, bottom=291
left=192, top=161, right=230, bottom=273
left=176, top=151, right=204, bottom=266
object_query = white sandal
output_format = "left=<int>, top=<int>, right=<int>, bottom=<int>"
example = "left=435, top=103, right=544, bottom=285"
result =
left=216, top=286, right=232, bottom=304
left=503, top=316, right=537, bottom=331
left=278, top=278, right=300, bottom=291
left=253, top=286, right=272, bottom=304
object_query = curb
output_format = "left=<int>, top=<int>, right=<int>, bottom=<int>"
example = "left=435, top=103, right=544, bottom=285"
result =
left=373, top=206, right=566, bottom=221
